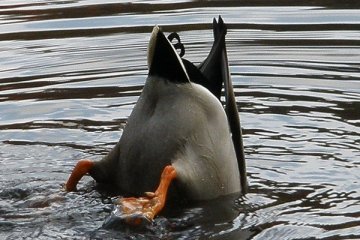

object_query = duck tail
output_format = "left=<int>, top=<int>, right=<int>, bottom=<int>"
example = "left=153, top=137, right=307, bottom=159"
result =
left=148, top=26, right=189, bottom=84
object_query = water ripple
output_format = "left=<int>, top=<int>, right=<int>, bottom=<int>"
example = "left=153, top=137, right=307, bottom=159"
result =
left=1, top=0, right=359, bottom=239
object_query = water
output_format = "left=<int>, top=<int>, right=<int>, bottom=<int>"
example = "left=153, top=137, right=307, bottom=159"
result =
left=0, top=1, right=359, bottom=239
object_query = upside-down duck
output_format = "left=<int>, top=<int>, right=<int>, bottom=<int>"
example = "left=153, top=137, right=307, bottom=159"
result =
left=65, top=16, right=247, bottom=225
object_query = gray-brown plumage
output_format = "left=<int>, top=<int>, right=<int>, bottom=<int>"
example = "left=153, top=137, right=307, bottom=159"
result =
left=88, top=16, right=247, bottom=200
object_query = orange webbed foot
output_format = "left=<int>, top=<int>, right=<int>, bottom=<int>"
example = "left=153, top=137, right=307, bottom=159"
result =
left=113, top=165, right=177, bottom=226
left=65, top=159, right=94, bottom=192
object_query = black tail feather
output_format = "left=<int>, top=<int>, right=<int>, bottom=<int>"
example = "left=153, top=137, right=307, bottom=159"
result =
left=148, top=26, right=189, bottom=84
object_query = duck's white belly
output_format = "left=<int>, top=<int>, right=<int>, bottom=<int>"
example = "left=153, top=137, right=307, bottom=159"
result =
left=119, top=77, right=241, bottom=199
left=171, top=83, right=241, bottom=200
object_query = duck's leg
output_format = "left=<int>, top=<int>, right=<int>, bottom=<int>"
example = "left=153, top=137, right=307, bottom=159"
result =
left=116, top=165, right=177, bottom=225
left=65, top=159, right=94, bottom=191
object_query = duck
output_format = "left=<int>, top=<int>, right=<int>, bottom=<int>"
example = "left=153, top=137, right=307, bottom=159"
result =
left=65, top=16, right=247, bottom=225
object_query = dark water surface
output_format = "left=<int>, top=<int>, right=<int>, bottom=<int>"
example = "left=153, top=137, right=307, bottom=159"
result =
left=1, top=1, right=359, bottom=239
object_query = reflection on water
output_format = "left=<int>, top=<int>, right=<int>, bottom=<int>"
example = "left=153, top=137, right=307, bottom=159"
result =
left=0, top=0, right=359, bottom=239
